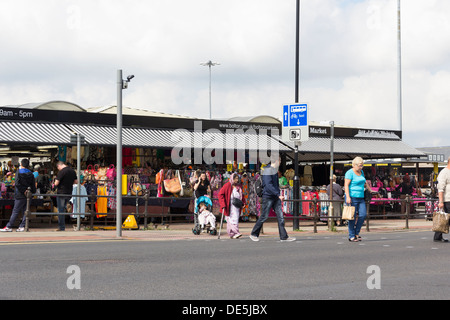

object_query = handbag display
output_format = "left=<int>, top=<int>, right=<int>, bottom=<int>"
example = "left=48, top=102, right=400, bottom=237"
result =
left=432, top=210, right=449, bottom=234
left=342, top=204, right=355, bottom=220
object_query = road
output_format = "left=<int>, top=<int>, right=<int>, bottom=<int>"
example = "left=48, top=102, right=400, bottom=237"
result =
left=0, top=231, right=448, bottom=301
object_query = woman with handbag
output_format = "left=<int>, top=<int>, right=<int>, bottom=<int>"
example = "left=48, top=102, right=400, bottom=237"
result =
left=218, top=173, right=245, bottom=239
left=434, top=157, right=450, bottom=242
left=344, top=157, right=373, bottom=242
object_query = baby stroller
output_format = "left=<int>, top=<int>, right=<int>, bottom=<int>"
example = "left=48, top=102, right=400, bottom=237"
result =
left=192, top=196, right=217, bottom=235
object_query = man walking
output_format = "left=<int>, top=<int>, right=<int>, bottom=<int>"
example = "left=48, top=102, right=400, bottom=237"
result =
left=250, top=156, right=296, bottom=242
left=1, top=159, right=36, bottom=232
left=54, top=161, right=77, bottom=231
left=434, top=156, right=450, bottom=242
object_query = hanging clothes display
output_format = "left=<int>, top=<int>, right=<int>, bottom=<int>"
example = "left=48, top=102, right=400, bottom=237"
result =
left=70, top=184, right=88, bottom=219
left=248, top=173, right=260, bottom=218
left=241, top=174, right=250, bottom=221
left=107, top=182, right=116, bottom=210
left=280, top=188, right=292, bottom=215
left=319, top=189, right=329, bottom=222
left=96, top=185, right=108, bottom=218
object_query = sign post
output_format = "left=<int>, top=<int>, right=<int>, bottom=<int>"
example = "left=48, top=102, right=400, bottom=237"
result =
left=282, top=103, right=309, bottom=230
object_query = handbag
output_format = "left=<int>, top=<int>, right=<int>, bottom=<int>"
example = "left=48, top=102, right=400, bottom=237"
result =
left=177, top=170, right=184, bottom=196
left=164, top=177, right=181, bottom=194
left=342, top=204, right=355, bottom=220
left=130, top=176, right=143, bottom=196
left=232, top=197, right=243, bottom=208
left=432, top=210, right=449, bottom=234
left=106, top=164, right=116, bottom=181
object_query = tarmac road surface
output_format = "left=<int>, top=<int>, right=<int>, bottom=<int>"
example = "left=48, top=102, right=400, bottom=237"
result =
left=0, top=230, right=448, bottom=300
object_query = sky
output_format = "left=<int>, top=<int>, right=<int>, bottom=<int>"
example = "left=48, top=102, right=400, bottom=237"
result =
left=0, top=0, right=449, bottom=148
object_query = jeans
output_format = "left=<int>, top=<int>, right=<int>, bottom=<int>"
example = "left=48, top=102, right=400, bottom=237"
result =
left=56, top=196, right=70, bottom=231
left=251, top=196, right=289, bottom=240
left=346, top=196, right=366, bottom=239
left=7, top=198, right=27, bottom=228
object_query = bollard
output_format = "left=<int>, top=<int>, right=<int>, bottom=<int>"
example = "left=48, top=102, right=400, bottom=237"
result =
left=366, top=200, right=370, bottom=232
left=313, top=196, right=318, bottom=233
left=405, top=195, right=410, bottom=229
left=24, top=187, right=32, bottom=232
left=143, top=189, right=149, bottom=229
left=89, top=188, right=96, bottom=229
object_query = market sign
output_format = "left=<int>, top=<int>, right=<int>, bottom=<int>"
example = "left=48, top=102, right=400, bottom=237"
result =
left=308, top=125, right=402, bottom=140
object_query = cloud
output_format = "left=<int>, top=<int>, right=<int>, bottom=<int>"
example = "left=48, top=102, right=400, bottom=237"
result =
left=0, top=0, right=449, bottom=148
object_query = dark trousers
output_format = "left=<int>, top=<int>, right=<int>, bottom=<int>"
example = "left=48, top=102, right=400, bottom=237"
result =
left=57, top=196, right=70, bottom=231
left=7, top=198, right=27, bottom=228
left=434, top=202, right=450, bottom=240
left=251, top=196, right=289, bottom=240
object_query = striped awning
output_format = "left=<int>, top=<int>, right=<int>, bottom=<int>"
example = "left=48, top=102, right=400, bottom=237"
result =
left=0, top=121, right=424, bottom=162
left=0, top=121, right=73, bottom=145
left=283, top=137, right=425, bottom=162
left=66, top=124, right=282, bottom=151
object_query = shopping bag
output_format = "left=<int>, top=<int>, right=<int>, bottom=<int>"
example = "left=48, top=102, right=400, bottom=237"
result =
left=342, top=204, right=355, bottom=220
left=432, top=210, right=449, bottom=234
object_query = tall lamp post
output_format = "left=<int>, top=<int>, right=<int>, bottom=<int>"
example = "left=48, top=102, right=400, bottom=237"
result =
left=397, top=0, right=402, bottom=132
left=116, top=70, right=134, bottom=238
left=293, top=0, right=301, bottom=230
left=200, top=60, right=220, bottom=119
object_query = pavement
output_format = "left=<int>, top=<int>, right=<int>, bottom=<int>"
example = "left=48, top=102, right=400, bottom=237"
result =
left=0, top=217, right=436, bottom=244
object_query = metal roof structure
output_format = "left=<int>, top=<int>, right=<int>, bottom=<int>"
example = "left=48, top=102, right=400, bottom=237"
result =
left=0, top=103, right=425, bottom=162
left=2, top=101, right=85, bottom=112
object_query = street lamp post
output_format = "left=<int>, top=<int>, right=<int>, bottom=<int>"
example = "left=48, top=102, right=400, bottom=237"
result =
left=116, top=70, right=134, bottom=238
left=397, top=0, right=402, bottom=132
left=200, top=60, right=220, bottom=119
left=293, top=0, right=301, bottom=231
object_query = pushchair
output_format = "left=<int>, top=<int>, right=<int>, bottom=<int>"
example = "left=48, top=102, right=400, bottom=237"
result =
left=192, top=196, right=217, bottom=235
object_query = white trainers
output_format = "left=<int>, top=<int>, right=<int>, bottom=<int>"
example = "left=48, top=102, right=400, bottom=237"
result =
left=16, top=227, right=25, bottom=232
left=280, top=237, right=296, bottom=242
left=249, top=235, right=260, bottom=242
left=0, top=226, right=12, bottom=232
left=232, top=233, right=242, bottom=239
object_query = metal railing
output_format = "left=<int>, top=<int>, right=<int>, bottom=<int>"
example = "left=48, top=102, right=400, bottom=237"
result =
left=20, top=188, right=436, bottom=233
left=282, top=194, right=435, bottom=233
left=22, top=188, right=197, bottom=231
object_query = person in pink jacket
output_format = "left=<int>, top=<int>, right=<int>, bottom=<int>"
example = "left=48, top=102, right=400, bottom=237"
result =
left=218, top=173, right=245, bottom=239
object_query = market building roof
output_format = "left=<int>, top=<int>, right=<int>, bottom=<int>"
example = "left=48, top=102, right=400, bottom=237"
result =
left=87, top=105, right=198, bottom=119
left=2, top=101, right=85, bottom=112
left=0, top=102, right=426, bottom=162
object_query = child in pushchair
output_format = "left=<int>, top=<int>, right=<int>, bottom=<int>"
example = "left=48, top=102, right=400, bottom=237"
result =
left=192, top=196, right=217, bottom=235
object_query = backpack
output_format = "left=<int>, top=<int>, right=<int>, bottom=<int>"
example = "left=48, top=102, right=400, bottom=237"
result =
left=254, top=176, right=264, bottom=197
left=37, top=174, right=51, bottom=194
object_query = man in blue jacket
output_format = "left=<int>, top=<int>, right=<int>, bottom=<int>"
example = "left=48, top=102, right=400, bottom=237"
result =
left=1, top=159, right=36, bottom=232
left=250, top=156, right=296, bottom=242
